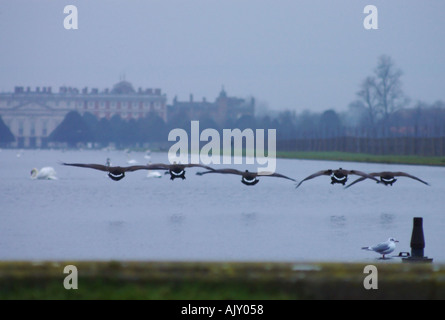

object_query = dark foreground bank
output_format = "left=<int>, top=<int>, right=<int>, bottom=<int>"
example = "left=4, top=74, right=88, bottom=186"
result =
left=0, top=261, right=444, bottom=300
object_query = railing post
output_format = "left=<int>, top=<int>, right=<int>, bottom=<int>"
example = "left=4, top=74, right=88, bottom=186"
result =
left=402, top=217, right=433, bottom=263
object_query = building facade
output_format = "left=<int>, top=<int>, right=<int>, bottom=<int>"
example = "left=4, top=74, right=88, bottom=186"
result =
left=0, top=81, right=167, bottom=148
left=168, top=88, right=255, bottom=127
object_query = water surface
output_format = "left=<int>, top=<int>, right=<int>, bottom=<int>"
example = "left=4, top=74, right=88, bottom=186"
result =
left=1, top=149, right=443, bottom=263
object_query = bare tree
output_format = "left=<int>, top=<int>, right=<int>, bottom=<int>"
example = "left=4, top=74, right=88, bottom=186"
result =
left=357, top=76, right=380, bottom=135
left=374, top=55, right=409, bottom=121
left=355, top=55, right=409, bottom=137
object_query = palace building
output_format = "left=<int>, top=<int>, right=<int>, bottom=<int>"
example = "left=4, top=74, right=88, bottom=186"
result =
left=168, top=87, right=255, bottom=127
left=0, top=81, right=167, bottom=148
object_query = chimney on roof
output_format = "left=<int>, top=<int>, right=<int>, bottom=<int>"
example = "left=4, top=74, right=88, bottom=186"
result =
left=14, top=86, right=24, bottom=94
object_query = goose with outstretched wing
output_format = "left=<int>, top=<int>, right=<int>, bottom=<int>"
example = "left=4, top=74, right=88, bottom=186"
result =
left=295, top=168, right=380, bottom=189
left=345, top=171, right=430, bottom=188
left=196, top=168, right=295, bottom=186
left=61, top=162, right=154, bottom=181
left=146, top=163, right=216, bottom=180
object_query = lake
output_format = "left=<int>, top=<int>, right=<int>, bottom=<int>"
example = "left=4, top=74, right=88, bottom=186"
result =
left=0, top=148, right=444, bottom=263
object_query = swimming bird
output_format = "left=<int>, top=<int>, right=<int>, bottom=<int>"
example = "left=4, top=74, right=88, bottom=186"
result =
left=362, top=238, right=399, bottom=259
left=145, top=161, right=162, bottom=178
left=147, top=170, right=162, bottom=178
left=30, top=167, right=58, bottom=180
left=295, top=168, right=380, bottom=189
left=126, top=153, right=138, bottom=165
left=345, top=171, right=430, bottom=188
left=61, top=162, right=155, bottom=181
left=146, top=163, right=216, bottom=180
left=196, top=168, right=296, bottom=186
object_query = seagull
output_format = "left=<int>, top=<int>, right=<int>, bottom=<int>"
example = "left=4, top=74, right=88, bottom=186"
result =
left=196, top=168, right=296, bottom=186
left=295, top=168, right=380, bottom=189
left=345, top=171, right=430, bottom=188
left=61, top=162, right=155, bottom=181
left=362, top=238, right=399, bottom=259
left=146, top=163, right=216, bottom=180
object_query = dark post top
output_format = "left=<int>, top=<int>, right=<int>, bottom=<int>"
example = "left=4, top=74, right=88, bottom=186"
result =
left=410, top=217, right=425, bottom=250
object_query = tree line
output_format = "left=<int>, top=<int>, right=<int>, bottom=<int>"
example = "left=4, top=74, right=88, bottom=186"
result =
left=2, top=54, right=445, bottom=152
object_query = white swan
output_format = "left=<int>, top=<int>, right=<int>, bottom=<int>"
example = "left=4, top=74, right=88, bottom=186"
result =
left=126, top=153, right=138, bottom=165
left=147, top=170, right=162, bottom=178
left=30, top=167, right=58, bottom=180
left=146, top=161, right=162, bottom=178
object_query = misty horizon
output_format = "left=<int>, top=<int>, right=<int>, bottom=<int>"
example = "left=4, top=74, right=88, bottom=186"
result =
left=1, top=1, right=444, bottom=113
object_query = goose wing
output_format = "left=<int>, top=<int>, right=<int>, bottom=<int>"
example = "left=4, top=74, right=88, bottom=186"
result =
left=143, top=163, right=178, bottom=171
left=257, top=171, right=296, bottom=181
left=196, top=168, right=243, bottom=176
left=348, top=170, right=380, bottom=182
left=392, top=172, right=430, bottom=185
left=124, top=165, right=157, bottom=172
left=62, top=162, right=110, bottom=172
left=344, top=171, right=381, bottom=188
left=295, top=170, right=332, bottom=189
left=344, top=176, right=368, bottom=189
left=146, top=163, right=215, bottom=171
left=182, top=164, right=216, bottom=171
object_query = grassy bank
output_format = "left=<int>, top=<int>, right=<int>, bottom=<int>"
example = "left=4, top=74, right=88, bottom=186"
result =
left=1, top=261, right=444, bottom=300
left=276, top=151, right=445, bottom=166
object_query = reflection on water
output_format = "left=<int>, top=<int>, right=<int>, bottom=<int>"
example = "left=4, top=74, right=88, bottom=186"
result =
left=169, top=214, right=185, bottom=228
left=330, top=215, right=346, bottom=228
left=0, top=149, right=444, bottom=262
left=379, top=213, right=395, bottom=230
left=329, top=215, right=347, bottom=238
left=240, top=212, right=257, bottom=227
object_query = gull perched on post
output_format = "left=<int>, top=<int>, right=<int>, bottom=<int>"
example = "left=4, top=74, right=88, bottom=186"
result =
left=362, top=238, right=399, bottom=259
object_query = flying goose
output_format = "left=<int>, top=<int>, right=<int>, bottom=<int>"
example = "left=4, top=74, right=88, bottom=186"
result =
left=61, top=162, right=155, bottom=181
left=362, top=238, right=399, bottom=259
left=345, top=171, right=430, bottom=188
left=196, top=168, right=296, bottom=186
left=146, top=163, right=216, bottom=180
left=295, top=168, right=380, bottom=189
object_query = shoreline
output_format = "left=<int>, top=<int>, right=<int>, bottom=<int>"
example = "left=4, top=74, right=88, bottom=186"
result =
left=1, top=260, right=443, bottom=299
left=3, top=147, right=445, bottom=167
left=276, top=151, right=445, bottom=167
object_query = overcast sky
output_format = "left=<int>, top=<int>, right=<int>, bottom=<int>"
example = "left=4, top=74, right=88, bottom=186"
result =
left=0, top=0, right=444, bottom=113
